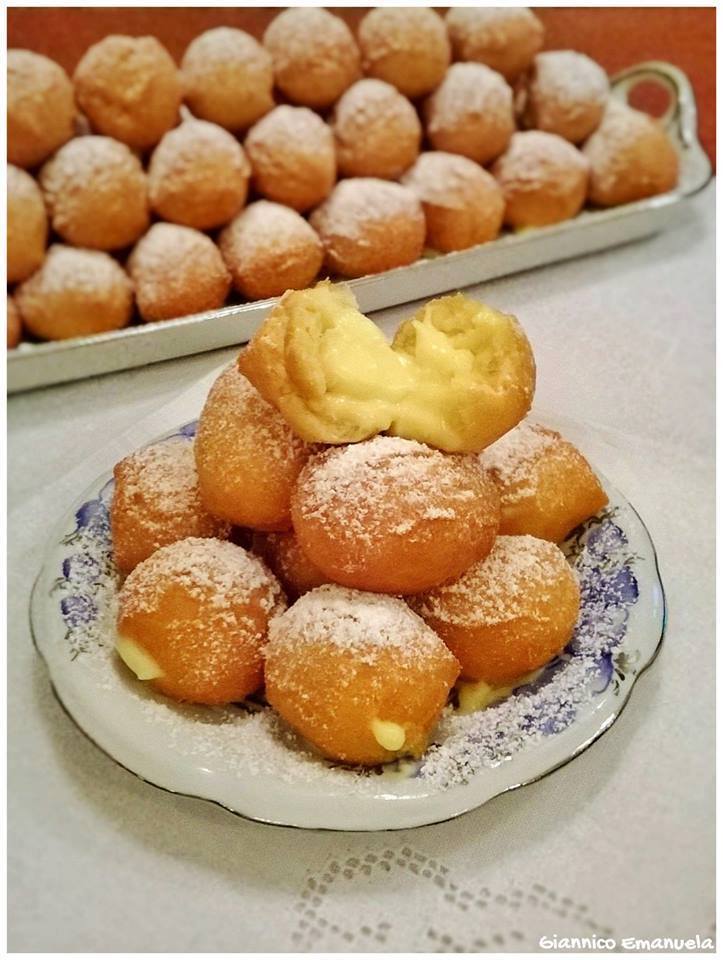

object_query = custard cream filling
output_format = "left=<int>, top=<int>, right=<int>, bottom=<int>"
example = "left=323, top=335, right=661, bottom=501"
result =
left=370, top=718, right=407, bottom=752
left=116, top=636, right=164, bottom=681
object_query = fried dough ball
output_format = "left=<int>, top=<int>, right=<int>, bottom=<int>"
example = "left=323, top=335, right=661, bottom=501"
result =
left=310, top=178, right=424, bottom=278
left=148, top=119, right=250, bottom=230
left=357, top=7, right=450, bottom=99
left=446, top=7, right=544, bottom=82
left=7, top=296, right=22, bottom=349
left=14, top=245, right=132, bottom=341
left=291, top=437, right=500, bottom=595
left=518, top=51, right=609, bottom=144
left=39, top=136, right=149, bottom=251
left=195, top=364, right=311, bottom=530
left=480, top=421, right=608, bottom=541
left=425, top=63, right=515, bottom=166
left=128, top=223, right=230, bottom=323
left=239, top=282, right=535, bottom=452
left=401, top=151, right=504, bottom=252
left=492, top=131, right=590, bottom=227
left=180, top=27, right=274, bottom=133
left=7, top=50, right=75, bottom=169
left=410, top=535, right=580, bottom=685
left=111, top=438, right=231, bottom=575
left=244, top=106, right=336, bottom=213
left=331, top=79, right=422, bottom=180
left=252, top=530, right=327, bottom=600
left=263, top=8, right=360, bottom=109
left=7, top=165, right=47, bottom=284
left=219, top=201, right=323, bottom=301
left=265, top=585, right=460, bottom=764
left=116, top=537, right=284, bottom=704
left=582, top=99, right=679, bottom=207
left=73, top=35, right=181, bottom=151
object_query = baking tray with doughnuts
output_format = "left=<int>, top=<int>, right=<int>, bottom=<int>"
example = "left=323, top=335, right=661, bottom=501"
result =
left=7, top=61, right=710, bottom=394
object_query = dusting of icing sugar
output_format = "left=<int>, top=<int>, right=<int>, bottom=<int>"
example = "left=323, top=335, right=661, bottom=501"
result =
left=309, top=178, right=423, bottom=242
left=493, top=130, right=589, bottom=194
left=149, top=118, right=251, bottom=186
left=401, top=151, right=499, bottom=211
left=267, top=584, right=443, bottom=665
left=112, top=438, right=230, bottom=550
left=411, top=534, right=576, bottom=628
left=118, top=536, right=283, bottom=619
left=480, top=420, right=559, bottom=498
left=58, top=458, right=639, bottom=793
left=292, top=436, right=485, bottom=547
left=526, top=51, right=608, bottom=123
left=426, top=62, right=513, bottom=135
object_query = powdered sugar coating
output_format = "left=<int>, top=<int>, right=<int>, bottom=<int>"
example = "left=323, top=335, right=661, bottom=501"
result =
left=480, top=420, right=558, bottom=500
left=181, top=27, right=273, bottom=133
left=357, top=7, right=450, bottom=99
left=111, top=438, right=230, bottom=573
left=519, top=50, right=609, bottom=143
left=269, top=584, right=443, bottom=665
left=15, top=244, right=133, bottom=341
left=8, top=49, right=75, bottom=168
left=263, top=8, right=360, bottom=109
left=73, top=35, right=181, bottom=151
left=446, top=7, right=544, bottom=81
left=148, top=118, right=250, bottom=230
left=39, top=136, right=149, bottom=251
left=245, top=105, right=336, bottom=212
left=7, top=164, right=48, bottom=284
left=582, top=99, right=679, bottom=206
left=128, top=223, right=230, bottom=323
left=331, top=78, right=422, bottom=179
left=119, top=537, right=282, bottom=620
left=413, top=534, right=576, bottom=628
left=425, top=62, right=515, bottom=166
left=310, top=178, right=425, bottom=277
left=219, top=201, right=323, bottom=301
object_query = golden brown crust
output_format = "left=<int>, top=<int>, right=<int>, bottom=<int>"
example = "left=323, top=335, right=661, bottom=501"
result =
left=583, top=100, right=679, bottom=207
left=331, top=79, right=422, bottom=180
left=310, top=178, right=425, bottom=278
left=357, top=7, right=450, bottom=99
left=8, top=50, right=75, bottom=169
left=181, top=27, right=274, bottom=133
left=424, top=62, right=515, bottom=166
left=128, top=223, right=230, bottom=323
left=265, top=585, right=460, bottom=764
left=480, top=421, right=609, bottom=541
left=251, top=530, right=327, bottom=600
left=73, top=34, right=181, bottom=151
left=219, top=201, right=323, bottom=302
left=446, top=7, right=544, bottom=81
left=291, top=437, right=501, bottom=594
left=148, top=119, right=250, bottom=231
left=263, top=8, right=360, bottom=109
left=14, top=245, right=133, bottom=341
left=517, top=50, right=609, bottom=144
left=117, top=537, right=284, bottom=704
left=401, top=151, right=505, bottom=252
left=7, top=296, right=22, bottom=350
left=245, top=106, right=336, bottom=213
left=7, top=165, right=47, bottom=284
left=40, top=136, right=149, bottom=251
left=492, top=130, right=589, bottom=227
left=410, top=535, right=580, bottom=684
left=195, top=365, right=311, bottom=530
left=111, top=440, right=230, bottom=575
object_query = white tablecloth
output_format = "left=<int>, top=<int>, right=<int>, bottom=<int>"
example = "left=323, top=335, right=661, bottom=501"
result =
left=8, top=182, right=715, bottom=952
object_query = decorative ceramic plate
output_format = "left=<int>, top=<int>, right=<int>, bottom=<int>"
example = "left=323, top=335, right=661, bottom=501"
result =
left=31, top=422, right=665, bottom=831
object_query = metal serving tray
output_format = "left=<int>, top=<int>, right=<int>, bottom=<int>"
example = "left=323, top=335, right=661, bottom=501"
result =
left=7, top=61, right=711, bottom=394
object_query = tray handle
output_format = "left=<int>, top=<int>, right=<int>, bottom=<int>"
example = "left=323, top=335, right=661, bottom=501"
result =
left=610, top=60, right=712, bottom=197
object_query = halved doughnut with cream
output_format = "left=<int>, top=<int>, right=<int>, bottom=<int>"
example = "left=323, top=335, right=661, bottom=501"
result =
left=238, top=281, right=535, bottom=453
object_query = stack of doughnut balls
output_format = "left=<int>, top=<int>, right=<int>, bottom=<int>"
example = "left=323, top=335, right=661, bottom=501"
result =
left=112, top=280, right=609, bottom=766
left=8, top=7, right=680, bottom=349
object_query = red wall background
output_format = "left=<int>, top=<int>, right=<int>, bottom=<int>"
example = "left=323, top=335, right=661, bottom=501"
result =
left=8, top=7, right=716, bottom=166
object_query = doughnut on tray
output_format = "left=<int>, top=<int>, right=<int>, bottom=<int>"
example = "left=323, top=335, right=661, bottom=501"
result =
left=8, top=62, right=710, bottom=394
